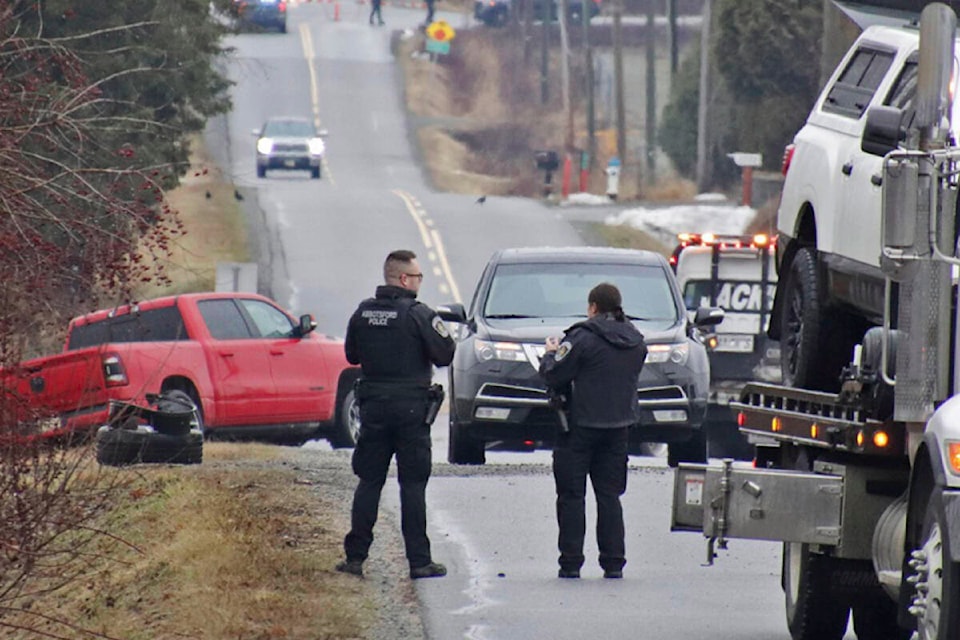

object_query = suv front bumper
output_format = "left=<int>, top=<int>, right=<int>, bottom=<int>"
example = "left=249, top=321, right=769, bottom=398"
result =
left=453, top=365, right=706, bottom=446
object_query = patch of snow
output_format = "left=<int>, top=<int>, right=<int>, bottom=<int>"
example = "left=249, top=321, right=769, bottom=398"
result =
left=605, top=204, right=757, bottom=247
left=563, top=192, right=613, bottom=206
left=694, top=192, right=729, bottom=202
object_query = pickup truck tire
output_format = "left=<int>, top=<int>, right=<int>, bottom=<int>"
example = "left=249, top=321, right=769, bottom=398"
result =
left=329, top=389, right=360, bottom=449
left=783, top=542, right=851, bottom=640
left=907, top=490, right=960, bottom=640
left=860, top=327, right=897, bottom=420
left=96, top=428, right=203, bottom=466
left=666, top=430, right=706, bottom=468
left=448, top=419, right=485, bottom=464
left=780, top=247, right=856, bottom=392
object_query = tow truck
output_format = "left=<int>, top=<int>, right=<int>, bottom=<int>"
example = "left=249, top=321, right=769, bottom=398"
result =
left=671, top=232, right=779, bottom=459
left=671, top=4, right=960, bottom=639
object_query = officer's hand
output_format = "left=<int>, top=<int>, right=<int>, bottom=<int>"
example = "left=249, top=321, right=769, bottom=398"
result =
left=545, top=336, right=559, bottom=352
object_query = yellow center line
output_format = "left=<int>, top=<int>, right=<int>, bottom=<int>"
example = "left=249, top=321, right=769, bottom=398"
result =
left=300, top=23, right=335, bottom=185
left=392, top=189, right=462, bottom=304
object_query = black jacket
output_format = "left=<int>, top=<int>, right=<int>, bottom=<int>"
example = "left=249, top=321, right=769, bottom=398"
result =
left=539, top=313, right=646, bottom=429
left=345, top=285, right=455, bottom=390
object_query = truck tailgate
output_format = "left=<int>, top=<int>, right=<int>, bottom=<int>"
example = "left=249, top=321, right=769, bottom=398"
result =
left=1, top=347, right=108, bottom=429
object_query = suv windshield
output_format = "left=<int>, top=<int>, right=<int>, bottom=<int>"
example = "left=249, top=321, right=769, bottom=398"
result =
left=263, top=119, right=314, bottom=137
left=483, top=262, right=679, bottom=322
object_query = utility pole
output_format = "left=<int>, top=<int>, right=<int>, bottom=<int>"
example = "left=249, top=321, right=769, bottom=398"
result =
left=695, top=0, right=711, bottom=192
left=560, top=0, right=573, bottom=150
left=645, top=0, right=657, bottom=183
left=613, top=0, right=625, bottom=163
left=541, top=0, right=550, bottom=104
left=523, top=0, right=534, bottom=64
left=583, top=0, right=595, bottom=162
left=667, top=0, right=678, bottom=77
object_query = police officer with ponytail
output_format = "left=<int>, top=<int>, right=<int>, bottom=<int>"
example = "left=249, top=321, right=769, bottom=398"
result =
left=539, top=282, right=647, bottom=580
left=336, top=249, right=455, bottom=580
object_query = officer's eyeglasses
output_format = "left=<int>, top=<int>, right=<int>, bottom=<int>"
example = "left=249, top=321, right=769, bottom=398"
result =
left=403, top=272, right=424, bottom=281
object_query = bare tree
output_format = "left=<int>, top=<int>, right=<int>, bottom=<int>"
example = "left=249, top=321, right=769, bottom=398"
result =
left=0, top=6, right=199, bottom=636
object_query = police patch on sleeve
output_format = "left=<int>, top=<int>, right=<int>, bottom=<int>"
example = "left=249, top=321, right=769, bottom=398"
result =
left=554, top=341, right=573, bottom=361
left=432, top=315, right=450, bottom=338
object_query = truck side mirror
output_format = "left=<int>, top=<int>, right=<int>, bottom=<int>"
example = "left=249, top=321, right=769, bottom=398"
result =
left=694, top=307, right=724, bottom=328
left=861, top=106, right=904, bottom=157
left=296, top=314, right=317, bottom=337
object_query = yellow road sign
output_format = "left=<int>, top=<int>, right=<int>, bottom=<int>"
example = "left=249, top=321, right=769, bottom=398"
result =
left=426, top=20, right=456, bottom=42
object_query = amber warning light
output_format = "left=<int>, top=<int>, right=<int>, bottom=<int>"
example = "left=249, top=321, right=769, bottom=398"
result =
left=948, top=441, right=960, bottom=474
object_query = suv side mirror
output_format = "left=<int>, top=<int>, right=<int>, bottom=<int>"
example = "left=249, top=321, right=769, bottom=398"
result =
left=861, top=106, right=904, bottom=156
left=694, top=307, right=724, bottom=328
left=436, top=303, right=467, bottom=323
left=251, top=129, right=262, bottom=137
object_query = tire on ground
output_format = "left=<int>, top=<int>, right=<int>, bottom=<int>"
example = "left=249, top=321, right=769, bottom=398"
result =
left=782, top=542, right=851, bottom=640
left=667, top=429, right=706, bottom=468
left=96, top=428, right=203, bottom=466
left=448, top=419, right=485, bottom=464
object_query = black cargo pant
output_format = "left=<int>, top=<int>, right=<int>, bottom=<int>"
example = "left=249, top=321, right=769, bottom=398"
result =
left=344, top=395, right=432, bottom=569
left=552, top=425, right=629, bottom=573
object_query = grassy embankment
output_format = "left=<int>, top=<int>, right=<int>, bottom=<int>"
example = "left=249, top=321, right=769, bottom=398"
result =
left=4, top=141, right=386, bottom=640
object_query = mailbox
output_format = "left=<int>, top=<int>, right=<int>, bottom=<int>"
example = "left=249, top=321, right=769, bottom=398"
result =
left=535, top=150, right=559, bottom=171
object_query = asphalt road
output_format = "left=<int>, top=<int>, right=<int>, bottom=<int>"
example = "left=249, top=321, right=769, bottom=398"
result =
left=210, top=4, right=858, bottom=639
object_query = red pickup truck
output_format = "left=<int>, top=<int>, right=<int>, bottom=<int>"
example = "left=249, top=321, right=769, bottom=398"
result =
left=3, top=292, right=360, bottom=447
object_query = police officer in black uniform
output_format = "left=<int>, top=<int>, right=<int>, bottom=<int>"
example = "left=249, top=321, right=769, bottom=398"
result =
left=336, top=249, right=455, bottom=580
left=539, top=282, right=646, bottom=579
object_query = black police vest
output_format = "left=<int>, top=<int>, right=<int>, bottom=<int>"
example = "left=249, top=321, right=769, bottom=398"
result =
left=353, top=295, right=432, bottom=385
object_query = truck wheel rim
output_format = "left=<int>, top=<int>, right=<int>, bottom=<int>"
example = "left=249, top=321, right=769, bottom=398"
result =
left=916, top=523, right=945, bottom=639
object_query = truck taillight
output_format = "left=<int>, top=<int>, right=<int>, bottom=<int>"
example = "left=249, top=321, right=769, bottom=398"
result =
left=102, top=354, right=128, bottom=387
left=279, top=1, right=286, bottom=11
left=781, top=144, right=795, bottom=177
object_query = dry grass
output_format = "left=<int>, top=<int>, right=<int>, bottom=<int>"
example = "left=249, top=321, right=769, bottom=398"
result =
left=132, top=137, right=250, bottom=300
left=5, top=443, right=377, bottom=640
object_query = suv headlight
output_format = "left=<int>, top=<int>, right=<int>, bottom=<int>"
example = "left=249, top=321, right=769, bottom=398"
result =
left=256, top=138, right=274, bottom=154
left=475, top=340, right=527, bottom=362
left=309, top=138, right=325, bottom=155
left=645, top=343, right=689, bottom=365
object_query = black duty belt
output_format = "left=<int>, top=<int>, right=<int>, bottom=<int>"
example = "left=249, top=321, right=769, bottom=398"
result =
left=355, top=379, right=431, bottom=399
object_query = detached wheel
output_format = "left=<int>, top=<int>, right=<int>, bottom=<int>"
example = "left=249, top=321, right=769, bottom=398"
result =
left=330, top=388, right=360, bottom=449
left=96, top=428, right=203, bottom=466
left=780, top=247, right=858, bottom=392
left=783, top=542, right=850, bottom=640
left=631, top=441, right=667, bottom=458
left=667, top=429, right=706, bottom=468
left=448, top=419, right=485, bottom=464
left=908, top=491, right=960, bottom=640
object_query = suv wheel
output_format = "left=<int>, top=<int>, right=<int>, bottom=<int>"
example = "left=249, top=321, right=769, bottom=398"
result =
left=780, top=247, right=860, bottom=391
left=667, top=429, right=706, bottom=468
left=448, top=419, right=485, bottom=464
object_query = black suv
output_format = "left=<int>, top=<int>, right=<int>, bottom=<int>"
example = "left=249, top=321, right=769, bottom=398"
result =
left=475, top=0, right=600, bottom=27
left=438, top=247, right=723, bottom=466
